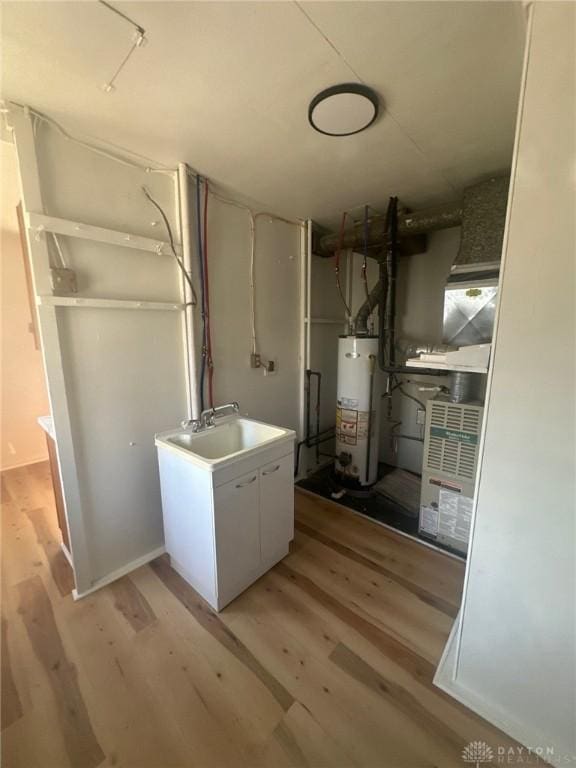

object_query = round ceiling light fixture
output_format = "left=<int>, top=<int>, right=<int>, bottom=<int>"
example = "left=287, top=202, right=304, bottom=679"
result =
left=308, top=83, right=379, bottom=136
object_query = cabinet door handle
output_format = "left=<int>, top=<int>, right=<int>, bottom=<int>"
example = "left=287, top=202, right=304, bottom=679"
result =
left=262, top=464, right=280, bottom=476
left=236, top=475, right=257, bottom=488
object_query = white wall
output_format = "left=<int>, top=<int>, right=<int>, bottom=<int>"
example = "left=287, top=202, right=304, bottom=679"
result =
left=13, top=110, right=187, bottom=594
left=438, top=4, right=575, bottom=762
left=1, top=141, right=49, bottom=470
left=207, top=198, right=302, bottom=431
left=12, top=108, right=303, bottom=594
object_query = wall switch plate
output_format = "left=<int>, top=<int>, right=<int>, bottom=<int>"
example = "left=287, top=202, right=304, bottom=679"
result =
left=416, top=408, right=426, bottom=425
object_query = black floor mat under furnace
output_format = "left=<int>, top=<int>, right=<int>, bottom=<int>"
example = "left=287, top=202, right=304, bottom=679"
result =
left=296, top=462, right=465, bottom=560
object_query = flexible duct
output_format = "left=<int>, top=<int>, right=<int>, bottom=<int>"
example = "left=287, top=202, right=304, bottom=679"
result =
left=355, top=276, right=384, bottom=334
left=449, top=371, right=476, bottom=403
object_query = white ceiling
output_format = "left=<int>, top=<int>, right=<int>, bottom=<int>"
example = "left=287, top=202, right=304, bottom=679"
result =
left=1, top=1, right=526, bottom=225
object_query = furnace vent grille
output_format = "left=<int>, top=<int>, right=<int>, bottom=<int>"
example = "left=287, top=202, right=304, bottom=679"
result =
left=424, top=401, right=483, bottom=481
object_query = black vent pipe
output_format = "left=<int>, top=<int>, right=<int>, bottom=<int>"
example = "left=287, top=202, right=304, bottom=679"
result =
left=377, top=196, right=447, bottom=377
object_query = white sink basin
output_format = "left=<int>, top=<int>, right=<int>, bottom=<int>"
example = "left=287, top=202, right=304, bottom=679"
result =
left=156, top=415, right=296, bottom=610
left=155, top=417, right=294, bottom=470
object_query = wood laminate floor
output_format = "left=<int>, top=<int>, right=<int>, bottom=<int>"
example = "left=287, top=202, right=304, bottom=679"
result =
left=1, top=462, right=519, bottom=768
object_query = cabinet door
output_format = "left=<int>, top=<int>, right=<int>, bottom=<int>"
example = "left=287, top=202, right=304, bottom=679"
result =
left=214, top=470, right=261, bottom=602
left=259, top=454, right=294, bottom=564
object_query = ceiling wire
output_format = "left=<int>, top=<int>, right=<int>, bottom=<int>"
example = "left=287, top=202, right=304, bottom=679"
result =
left=293, top=2, right=363, bottom=82
left=293, top=1, right=458, bottom=196
left=98, top=0, right=145, bottom=36
left=98, top=0, right=147, bottom=93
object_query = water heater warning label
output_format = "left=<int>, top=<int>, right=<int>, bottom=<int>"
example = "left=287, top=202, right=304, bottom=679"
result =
left=339, top=397, right=359, bottom=409
left=336, top=408, right=358, bottom=445
left=336, top=408, right=370, bottom=445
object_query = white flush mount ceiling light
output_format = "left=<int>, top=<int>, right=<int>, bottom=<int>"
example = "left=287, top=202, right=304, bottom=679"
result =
left=308, top=83, right=380, bottom=136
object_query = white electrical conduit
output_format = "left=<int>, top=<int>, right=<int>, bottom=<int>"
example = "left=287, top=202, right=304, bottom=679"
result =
left=250, top=212, right=303, bottom=356
left=178, top=164, right=201, bottom=421
left=203, top=179, right=303, bottom=358
left=5, top=102, right=175, bottom=174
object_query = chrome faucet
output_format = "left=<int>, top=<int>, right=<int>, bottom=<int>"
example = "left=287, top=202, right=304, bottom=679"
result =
left=181, top=402, right=239, bottom=432
left=212, top=401, right=240, bottom=420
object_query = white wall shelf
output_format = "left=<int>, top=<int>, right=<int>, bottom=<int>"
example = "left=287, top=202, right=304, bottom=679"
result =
left=406, top=360, right=488, bottom=374
left=37, top=295, right=184, bottom=311
left=26, top=211, right=181, bottom=256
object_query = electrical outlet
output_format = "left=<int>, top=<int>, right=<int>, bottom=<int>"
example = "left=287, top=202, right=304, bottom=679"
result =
left=250, top=353, right=261, bottom=369
left=263, top=359, right=277, bottom=376
left=416, top=408, right=426, bottom=425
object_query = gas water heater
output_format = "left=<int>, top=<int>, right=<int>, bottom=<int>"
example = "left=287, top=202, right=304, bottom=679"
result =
left=335, top=336, right=381, bottom=486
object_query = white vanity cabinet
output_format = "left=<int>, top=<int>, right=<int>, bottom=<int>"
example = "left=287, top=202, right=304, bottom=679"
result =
left=155, top=418, right=295, bottom=611
left=259, top=457, right=295, bottom=563
left=214, top=454, right=294, bottom=608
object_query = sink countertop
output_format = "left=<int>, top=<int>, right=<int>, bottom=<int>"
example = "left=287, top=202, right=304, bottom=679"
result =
left=38, top=415, right=55, bottom=440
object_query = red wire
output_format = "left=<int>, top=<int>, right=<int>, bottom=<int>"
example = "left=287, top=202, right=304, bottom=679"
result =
left=335, top=211, right=352, bottom=318
left=202, top=179, right=214, bottom=408
left=335, top=211, right=347, bottom=273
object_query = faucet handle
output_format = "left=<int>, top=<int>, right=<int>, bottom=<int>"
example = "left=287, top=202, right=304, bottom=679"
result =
left=181, top=418, right=201, bottom=432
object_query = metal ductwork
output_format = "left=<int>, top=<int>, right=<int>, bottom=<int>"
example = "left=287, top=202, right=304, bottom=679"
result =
left=454, top=175, right=509, bottom=268
left=350, top=174, right=510, bottom=344
left=316, top=202, right=463, bottom=257
left=355, top=279, right=385, bottom=334
left=443, top=175, right=509, bottom=346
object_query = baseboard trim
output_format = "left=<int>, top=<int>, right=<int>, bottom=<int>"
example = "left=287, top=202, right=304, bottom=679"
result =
left=72, top=545, right=165, bottom=600
left=435, top=663, right=562, bottom=766
left=433, top=610, right=461, bottom=690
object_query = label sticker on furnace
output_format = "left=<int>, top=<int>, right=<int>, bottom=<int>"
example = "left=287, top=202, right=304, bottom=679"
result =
left=438, top=490, right=473, bottom=543
left=420, top=505, right=439, bottom=535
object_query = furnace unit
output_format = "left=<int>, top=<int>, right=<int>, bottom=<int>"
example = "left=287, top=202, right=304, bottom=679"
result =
left=419, top=398, right=483, bottom=555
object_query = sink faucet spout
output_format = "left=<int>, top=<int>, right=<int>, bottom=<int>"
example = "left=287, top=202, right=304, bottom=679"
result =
left=181, top=402, right=240, bottom=433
